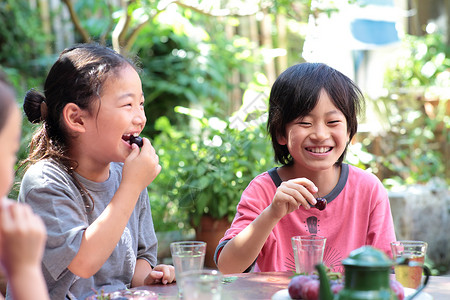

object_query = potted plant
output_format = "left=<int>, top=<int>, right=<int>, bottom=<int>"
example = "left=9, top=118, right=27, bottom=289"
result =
left=150, top=102, right=273, bottom=267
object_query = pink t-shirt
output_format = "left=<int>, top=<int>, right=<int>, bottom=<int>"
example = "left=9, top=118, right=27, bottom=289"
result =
left=215, top=164, right=396, bottom=273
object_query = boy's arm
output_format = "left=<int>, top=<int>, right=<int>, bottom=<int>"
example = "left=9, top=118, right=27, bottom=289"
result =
left=217, top=177, right=318, bottom=274
left=217, top=207, right=280, bottom=274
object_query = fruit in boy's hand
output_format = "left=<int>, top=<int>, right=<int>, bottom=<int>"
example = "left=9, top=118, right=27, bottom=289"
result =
left=129, top=135, right=143, bottom=148
left=390, top=279, right=405, bottom=300
left=315, top=197, right=327, bottom=210
left=288, top=275, right=313, bottom=299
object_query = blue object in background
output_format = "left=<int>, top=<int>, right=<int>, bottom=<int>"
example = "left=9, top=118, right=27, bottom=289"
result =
left=350, top=19, right=399, bottom=46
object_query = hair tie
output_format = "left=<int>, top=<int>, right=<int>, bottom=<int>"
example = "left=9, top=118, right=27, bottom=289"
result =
left=40, top=101, right=48, bottom=121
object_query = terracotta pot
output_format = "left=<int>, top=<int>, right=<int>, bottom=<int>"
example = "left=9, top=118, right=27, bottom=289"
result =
left=195, top=215, right=231, bottom=268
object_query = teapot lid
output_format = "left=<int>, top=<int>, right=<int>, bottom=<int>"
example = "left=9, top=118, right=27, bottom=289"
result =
left=342, top=246, right=392, bottom=268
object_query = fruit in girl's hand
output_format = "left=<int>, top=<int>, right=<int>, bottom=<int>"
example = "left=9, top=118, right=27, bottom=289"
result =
left=129, top=135, right=143, bottom=148
left=288, top=275, right=313, bottom=299
left=390, top=279, right=405, bottom=300
left=315, top=197, right=327, bottom=210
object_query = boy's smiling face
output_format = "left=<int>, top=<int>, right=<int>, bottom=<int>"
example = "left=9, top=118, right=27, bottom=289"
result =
left=278, top=89, right=350, bottom=174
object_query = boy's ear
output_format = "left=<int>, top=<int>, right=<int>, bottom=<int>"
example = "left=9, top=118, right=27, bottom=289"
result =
left=277, top=133, right=287, bottom=145
left=62, top=103, right=86, bottom=133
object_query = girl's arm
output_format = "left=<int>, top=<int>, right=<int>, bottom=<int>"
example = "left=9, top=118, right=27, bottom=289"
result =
left=131, top=259, right=175, bottom=287
left=217, top=178, right=318, bottom=274
left=68, top=139, right=161, bottom=278
left=0, top=201, right=50, bottom=300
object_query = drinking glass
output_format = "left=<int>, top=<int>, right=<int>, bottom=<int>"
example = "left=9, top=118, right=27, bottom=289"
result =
left=170, top=241, right=206, bottom=295
left=291, top=235, right=326, bottom=274
left=179, top=269, right=222, bottom=300
left=391, top=240, right=428, bottom=289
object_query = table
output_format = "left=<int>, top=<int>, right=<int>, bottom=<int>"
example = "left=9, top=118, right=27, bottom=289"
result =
left=137, top=272, right=450, bottom=300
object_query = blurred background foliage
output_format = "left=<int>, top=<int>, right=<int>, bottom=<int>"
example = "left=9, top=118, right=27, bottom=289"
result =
left=1, top=0, right=449, bottom=269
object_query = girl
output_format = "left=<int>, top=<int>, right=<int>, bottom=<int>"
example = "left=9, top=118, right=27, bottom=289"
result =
left=0, top=71, right=49, bottom=299
left=215, top=62, right=396, bottom=274
left=16, top=44, right=175, bottom=299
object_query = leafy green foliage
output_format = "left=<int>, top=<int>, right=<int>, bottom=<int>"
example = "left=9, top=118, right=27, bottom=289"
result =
left=352, top=32, right=449, bottom=187
left=0, top=0, right=47, bottom=70
left=133, top=9, right=260, bottom=137
left=148, top=101, right=273, bottom=231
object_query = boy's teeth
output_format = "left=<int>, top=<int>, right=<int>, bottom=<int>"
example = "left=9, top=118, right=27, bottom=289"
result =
left=308, top=147, right=331, bottom=153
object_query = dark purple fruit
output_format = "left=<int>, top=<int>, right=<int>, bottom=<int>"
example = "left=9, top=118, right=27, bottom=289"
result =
left=129, top=135, right=143, bottom=148
left=288, top=275, right=313, bottom=299
left=315, top=197, right=327, bottom=210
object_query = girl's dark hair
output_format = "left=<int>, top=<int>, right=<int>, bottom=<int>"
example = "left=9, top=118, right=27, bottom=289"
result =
left=0, top=70, right=16, bottom=131
left=21, top=43, right=136, bottom=210
left=267, top=62, right=364, bottom=166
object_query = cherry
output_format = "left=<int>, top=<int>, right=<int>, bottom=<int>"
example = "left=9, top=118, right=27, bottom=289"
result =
left=129, top=135, right=143, bottom=148
left=315, top=197, right=327, bottom=210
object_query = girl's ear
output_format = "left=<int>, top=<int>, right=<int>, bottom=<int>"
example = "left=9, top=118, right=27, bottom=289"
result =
left=63, top=103, right=86, bottom=133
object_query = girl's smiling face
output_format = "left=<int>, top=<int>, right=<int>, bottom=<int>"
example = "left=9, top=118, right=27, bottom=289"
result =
left=278, top=89, right=350, bottom=174
left=0, top=104, right=21, bottom=199
left=80, top=64, right=146, bottom=167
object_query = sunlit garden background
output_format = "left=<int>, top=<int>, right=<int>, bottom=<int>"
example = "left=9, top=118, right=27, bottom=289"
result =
left=1, top=0, right=449, bottom=274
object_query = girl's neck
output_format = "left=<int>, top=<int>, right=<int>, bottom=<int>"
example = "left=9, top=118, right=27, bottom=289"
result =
left=278, top=164, right=341, bottom=196
left=70, top=155, right=111, bottom=182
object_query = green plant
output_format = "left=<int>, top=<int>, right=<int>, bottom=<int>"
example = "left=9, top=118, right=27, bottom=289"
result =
left=148, top=92, right=273, bottom=230
left=350, top=31, right=449, bottom=187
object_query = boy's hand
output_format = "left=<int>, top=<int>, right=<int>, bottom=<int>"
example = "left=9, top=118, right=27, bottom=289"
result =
left=268, top=178, right=318, bottom=220
left=144, top=264, right=175, bottom=285
left=122, top=137, right=161, bottom=190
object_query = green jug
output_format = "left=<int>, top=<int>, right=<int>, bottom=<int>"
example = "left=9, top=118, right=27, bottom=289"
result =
left=316, top=246, right=430, bottom=300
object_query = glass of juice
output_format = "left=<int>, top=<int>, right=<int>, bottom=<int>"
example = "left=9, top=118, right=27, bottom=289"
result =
left=391, top=241, right=428, bottom=289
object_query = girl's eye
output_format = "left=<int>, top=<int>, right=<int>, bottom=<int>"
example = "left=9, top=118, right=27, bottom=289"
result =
left=299, top=122, right=311, bottom=126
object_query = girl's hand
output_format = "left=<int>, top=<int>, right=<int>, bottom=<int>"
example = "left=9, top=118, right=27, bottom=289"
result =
left=267, top=178, right=318, bottom=220
left=143, top=264, right=175, bottom=285
left=0, top=200, right=47, bottom=276
left=122, top=137, right=161, bottom=191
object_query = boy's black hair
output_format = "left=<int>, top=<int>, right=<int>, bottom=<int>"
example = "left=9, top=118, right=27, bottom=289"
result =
left=267, top=62, right=364, bottom=166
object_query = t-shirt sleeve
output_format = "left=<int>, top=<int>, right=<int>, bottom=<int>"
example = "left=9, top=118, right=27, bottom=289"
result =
left=213, top=172, right=275, bottom=269
left=365, top=175, right=397, bottom=257
left=19, top=164, right=88, bottom=281
left=136, top=190, right=158, bottom=267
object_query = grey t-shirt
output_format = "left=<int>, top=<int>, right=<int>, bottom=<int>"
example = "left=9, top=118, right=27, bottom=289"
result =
left=12, top=160, right=158, bottom=300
